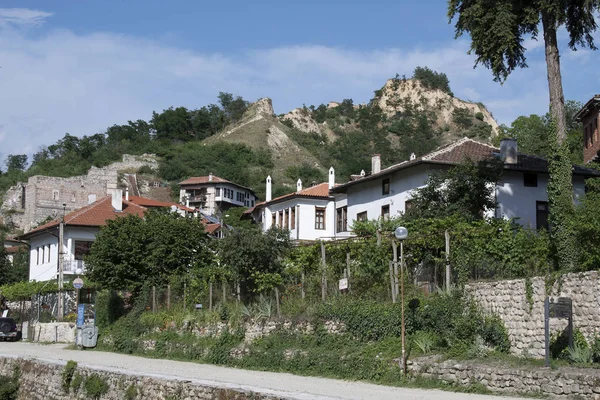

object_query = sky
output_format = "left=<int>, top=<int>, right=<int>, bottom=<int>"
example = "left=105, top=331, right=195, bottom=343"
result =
left=0, top=1, right=599, bottom=163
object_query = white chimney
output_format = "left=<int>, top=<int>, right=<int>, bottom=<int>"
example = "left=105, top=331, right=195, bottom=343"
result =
left=371, top=154, right=381, bottom=174
left=112, top=189, right=123, bottom=211
left=266, top=175, right=272, bottom=202
left=500, top=138, right=518, bottom=165
left=208, top=173, right=213, bottom=182
left=88, top=194, right=97, bottom=204
left=297, top=178, right=302, bottom=192
left=328, top=167, right=335, bottom=189
left=125, top=187, right=129, bottom=201
left=410, top=153, right=416, bottom=161
left=360, top=169, right=365, bottom=177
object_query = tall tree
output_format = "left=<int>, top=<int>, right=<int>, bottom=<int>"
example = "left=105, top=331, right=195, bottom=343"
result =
left=448, top=1, right=599, bottom=269
left=5, top=155, right=27, bottom=173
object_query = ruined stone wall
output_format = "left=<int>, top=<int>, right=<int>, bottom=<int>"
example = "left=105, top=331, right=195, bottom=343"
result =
left=0, top=357, right=286, bottom=400
left=467, top=271, right=600, bottom=358
left=0, top=154, right=159, bottom=232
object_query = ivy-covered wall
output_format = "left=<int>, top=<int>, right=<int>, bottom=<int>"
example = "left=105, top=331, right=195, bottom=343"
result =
left=467, top=271, right=600, bottom=358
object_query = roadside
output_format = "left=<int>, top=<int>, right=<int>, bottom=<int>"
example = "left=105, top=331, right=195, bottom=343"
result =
left=0, top=342, right=528, bottom=400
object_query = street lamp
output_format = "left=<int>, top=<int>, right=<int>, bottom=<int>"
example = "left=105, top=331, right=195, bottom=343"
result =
left=394, top=226, right=408, bottom=375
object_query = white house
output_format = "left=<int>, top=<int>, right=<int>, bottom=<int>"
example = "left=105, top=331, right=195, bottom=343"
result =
left=246, top=167, right=346, bottom=242
left=19, top=190, right=218, bottom=282
left=331, top=137, right=598, bottom=232
left=179, top=174, right=257, bottom=216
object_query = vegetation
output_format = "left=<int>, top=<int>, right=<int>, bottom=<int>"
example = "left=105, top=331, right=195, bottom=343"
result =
left=413, top=66, right=453, bottom=96
left=448, top=0, right=600, bottom=270
left=0, top=365, right=20, bottom=400
left=84, top=374, right=109, bottom=399
left=61, top=360, right=77, bottom=393
left=0, top=237, right=28, bottom=286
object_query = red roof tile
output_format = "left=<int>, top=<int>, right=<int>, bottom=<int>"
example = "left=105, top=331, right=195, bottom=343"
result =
left=126, top=195, right=194, bottom=212
left=21, top=196, right=147, bottom=238
left=179, top=175, right=231, bottom=185
left=205, top=223, right=221, bottom=234
left=253, top=182, right=332, bottom=211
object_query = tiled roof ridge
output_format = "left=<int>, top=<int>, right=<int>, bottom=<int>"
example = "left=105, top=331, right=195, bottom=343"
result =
left=63, top=196, right=110, bottom=224
left=422, top=137, right=497, bottom=161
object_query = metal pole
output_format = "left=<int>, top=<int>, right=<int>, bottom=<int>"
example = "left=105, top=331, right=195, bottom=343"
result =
left=544, top=297, right=550, bottom=367
left=392, top=240, right=399, bottom=301
left=57, top=215, right=65, bottom=320
left=445, top=230, right=451, bottom=292
left=401, top=240, right=407, bottom=375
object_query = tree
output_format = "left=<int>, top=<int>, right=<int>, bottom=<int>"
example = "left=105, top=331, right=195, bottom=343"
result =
left=407, top=160, right=503, bottom=221
left=5, top=154, right=27, bottom=173
left=219, top=226, right=291, bottom=300
left=412, top=66, right=453, bottom=96
left=218, top=92, right=248, bottom=123
left=85, top=210, right=211, bottom=291
left=448, top=1, right=599, bottom=269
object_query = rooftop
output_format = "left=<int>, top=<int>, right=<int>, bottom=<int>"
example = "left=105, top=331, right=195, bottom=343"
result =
left=574, top=94, right=600, bottom=122
left=249, top=182, right=332, bottom=213
left=178, top=175, right=255, bottom=194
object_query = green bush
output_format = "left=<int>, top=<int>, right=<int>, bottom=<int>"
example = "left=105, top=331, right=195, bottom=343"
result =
left=480, top=315, right=511, bottom=353
left=592, top=336, right=600, bottom=363
left=475, top=112, right=484, bottom=121
left=125, top=384, right=138, bottom=400
left=550, top=328, right=588, bottom=360
left=207, top=329, right=244, bottom=364
left=61, top=360, right=77, bottom=393
left=95, top=290, right=125, bottom=329
left=84, top=374, right=109, bottom=399
left=71, top=373, right=83, bottom=392
left=0, top=369, right=19, bottom=400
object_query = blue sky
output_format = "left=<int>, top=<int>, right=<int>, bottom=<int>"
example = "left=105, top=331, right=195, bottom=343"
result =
left=0, top=2, right=599, bottom=162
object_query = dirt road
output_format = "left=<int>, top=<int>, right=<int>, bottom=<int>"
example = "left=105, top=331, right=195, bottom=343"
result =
left=1, top=342, right=528, bottom=400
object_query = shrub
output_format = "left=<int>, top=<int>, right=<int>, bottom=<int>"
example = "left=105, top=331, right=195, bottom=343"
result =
left=475, top=112, right=484, bottom=121
left=84, top=374, right=109, bottom=399
left=125, top=384, right=138, bottom=400
left=591, top=336, right=600, bottom=363
left=61, top=360, right=77, bottom=393
left=568, top=343, right=592, bottom=364
left=95, top=290, right=125, bottom=329
left=71, top=373, right=83, bottom=392
left=412, top=331, right=437, bottom=354
left=480, top=315, right=510, bottom=353
left=137, top=165, right=156, bottom=175
left=550, top=328, right=588, bottom=360
left=0, top=366, right=20, bottom=400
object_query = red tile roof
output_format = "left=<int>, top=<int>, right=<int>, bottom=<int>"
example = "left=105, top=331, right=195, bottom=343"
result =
left=21, top=196, right=147, bottom=238
left=332, top=137, right=600, bottom=192
left=126, top=195, right=194, bottom=212
left=5, top=246, right=24, bottom=254
left=179, top=175, right=231, bottom=185
left=250, top=182, right=333, bottom=212
left=205, top=223, right=221, bottom=234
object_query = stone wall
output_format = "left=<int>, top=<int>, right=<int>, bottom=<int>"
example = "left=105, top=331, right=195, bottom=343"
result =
left=1, top=154, right=159, bottom=232
left=28, top=322, right=76, bottom=343
left=0, top=356, right=287, bottom=400
left=467, top=271, right=600, bottom=358
left=410, top=356, right=600, bottom=399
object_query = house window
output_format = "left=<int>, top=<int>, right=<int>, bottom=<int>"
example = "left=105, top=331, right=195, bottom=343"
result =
left=536, top=201, right=549, bottom=230
left=356, top=211, right=368, bottom=222
left=381, top=205, right=390, bottom=221
left=37, top=247, right=42, bottom=265
left=382, top=178, right=390, bottom=195
left=404, top=200, right=413, bottom=213
left=523, top=173, right=538, bottom=187
left=337, top=206, right=348, bottom=232
left=74, top=241, right=94, bottom=260
left=46, top=245, right=51, bottom=263
left=284, top=209, right=289, bottom=229
left=272, top=213, right=276, bottom=227
left=291, top=207, right=296, bottom=229
left=52, top=190, right=59, bottom=201
left=71, top=193, right=76, bottom=202
left=315, top=207, right=326, bottom=230
left=216, top=188, right=221, bottom=197
left=279, top=210, right=284, bottom=228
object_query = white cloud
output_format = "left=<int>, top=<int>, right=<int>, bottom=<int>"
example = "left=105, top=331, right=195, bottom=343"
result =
left=1, top=22, right=595, bottom=162
left=0, top=8, right=52, bottom=27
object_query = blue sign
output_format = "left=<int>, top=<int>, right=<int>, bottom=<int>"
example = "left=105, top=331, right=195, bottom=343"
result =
left=77, top=304, right=85, bottom=327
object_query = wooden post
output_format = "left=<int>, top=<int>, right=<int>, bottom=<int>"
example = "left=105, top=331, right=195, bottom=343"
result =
left=183, top=281, right=187, bottom=312
left=346, top=251, right=351, bottom=293
left=320, top=241, right=327, bottom=302
left=301, top=269, right=306, bottom=300
left=236, top=281, right=241, bottom=303
left=445, top=230, right=451, bottom=292
left=167, top=284, right=171, bottom=310
left=392, top=240, right=399, bottom=301
left=152, top=286, right=156, bottom=313
left=376, top=230, right=382, bottom=246
left=209, top=281, right=213, bottom=312
left=389, top=261, right=396, bottom=303
left=275, top=287, right=281, bottom=318
left=222, top=280, right=226, bottom=304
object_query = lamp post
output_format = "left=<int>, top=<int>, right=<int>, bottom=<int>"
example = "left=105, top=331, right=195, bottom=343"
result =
left=394, top=226, right=408, bottom=375
left=58, top=203, right=66, bottom=320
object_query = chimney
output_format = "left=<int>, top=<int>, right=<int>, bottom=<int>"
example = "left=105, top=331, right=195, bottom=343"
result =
left=88, top=194, right=97, bottom=204
left=371, top=154, right=381, bottom=174
left=328, top=167, right=335, bottom=189
left=112, top=189, right=123, bottom=211
left=410, top=153, right=416, bottom=161
left=500, top=138, right=518, bottom=165
left=297, top=178, right=302, bottom=192
left=266, top=175, right=272, bottom=202
left=208, top=173, right=213, bottom=182
left=125, top=187, right=129, bottom=201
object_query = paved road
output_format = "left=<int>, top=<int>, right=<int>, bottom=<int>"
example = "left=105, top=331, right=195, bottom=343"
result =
left=1, top=342, right=528, bottom=400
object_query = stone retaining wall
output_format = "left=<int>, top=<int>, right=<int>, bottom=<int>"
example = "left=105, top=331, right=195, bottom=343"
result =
left=467, top=271, right=600, bottom=358
left=0, top=356, right=288, bottom=400
left=29, top=322, right=76, bottom=343
left=410, top=356, right=600, bottom=399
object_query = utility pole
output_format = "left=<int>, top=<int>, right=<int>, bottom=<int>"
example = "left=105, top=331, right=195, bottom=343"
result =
left=57, top=203, right=66, bottom=320
left=445, top=230, right=451, bottom=292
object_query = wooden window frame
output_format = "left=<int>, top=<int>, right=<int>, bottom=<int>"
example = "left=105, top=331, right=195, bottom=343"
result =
left=337, top=206, right=348, bottom=232
left=404, top=200, right=413, bottom=213
left=536, top=201, right=549, bottom=231
left=381, top=205, right=390, bottom=221
left=356, top=211, right=368, bottom=222
left=291, top=207, right=296, bottom=229
left=315, top=207, right=326, bottom=230
left=382, top=178, right=390, bottom=195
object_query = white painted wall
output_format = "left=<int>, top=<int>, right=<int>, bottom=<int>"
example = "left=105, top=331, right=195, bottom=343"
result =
left=263, top=197, right=336, bottom=241
left=180, top=183, right=257, bottom=215
left=29, top=226, right=99, bottom=282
